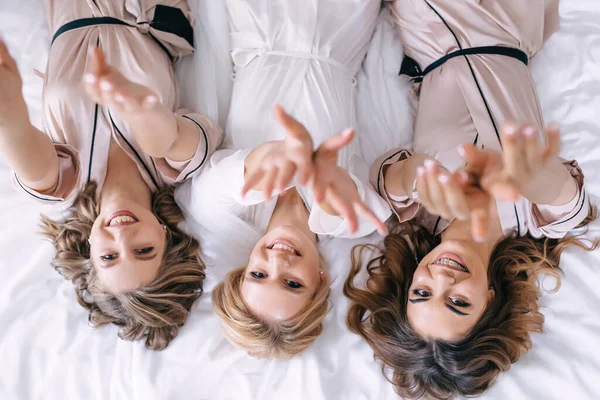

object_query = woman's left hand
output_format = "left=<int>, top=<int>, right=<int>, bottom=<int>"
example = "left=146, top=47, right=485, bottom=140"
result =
left=309, top=131, right=388, bottom=235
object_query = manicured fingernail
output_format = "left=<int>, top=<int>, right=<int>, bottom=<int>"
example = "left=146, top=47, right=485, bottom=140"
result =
left=424, top=159, right=437, bottom=170
left=417, top=167, right=425, bottom=177
left=504, top=124, right=517, bottom=136
left=100, top=80, right=112, bottom=91
left=458, top=145, right=466, bottom=158
left=547, top=122, right=560, bottom=132
left=114, top=93, right=125, bottom=103
left=524, top=126, right=537, bottom=137
left=459, top=170, right=469, bottom=183
left=342, top=128, right=353, bottom=137
left=438, top=175, right=449, bottom=184
left=84, top=74, right=96, bottom=84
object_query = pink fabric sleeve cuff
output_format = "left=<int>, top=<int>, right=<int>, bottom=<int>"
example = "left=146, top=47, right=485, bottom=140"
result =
left=154, top=111, right=223, bottom=184
left=369, top=147, right=420, bottom=222
left=530, top=159, right=590, bottom=235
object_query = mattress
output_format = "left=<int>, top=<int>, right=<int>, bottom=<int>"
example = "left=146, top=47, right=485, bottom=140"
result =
left=0, top=1, right=599, bottom=399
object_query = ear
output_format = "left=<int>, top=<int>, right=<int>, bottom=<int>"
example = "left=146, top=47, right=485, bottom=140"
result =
left=488, top=285, right=496, bottom=301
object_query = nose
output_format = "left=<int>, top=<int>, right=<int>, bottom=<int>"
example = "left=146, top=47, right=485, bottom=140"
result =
left=429, top=264, right=457, bottom=285
left=267, top=251, right=292, bottom=269
left=103, top=224, right=138, bottom=242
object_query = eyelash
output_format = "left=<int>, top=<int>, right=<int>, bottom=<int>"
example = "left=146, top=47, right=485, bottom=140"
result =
left=450, top=298, right=470, bottom=308
left=100, top=247, right=154, bottom=261
left=250, top=273, right=303, bottom=289
left=135, top=247, right=154, bottom=255
left=413, top=289, right=470, bottom=308
left=285, top=280, right=302, bottom=289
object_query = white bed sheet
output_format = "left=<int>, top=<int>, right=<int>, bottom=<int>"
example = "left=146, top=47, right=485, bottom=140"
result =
left=0, top=1, right=599, bottom=399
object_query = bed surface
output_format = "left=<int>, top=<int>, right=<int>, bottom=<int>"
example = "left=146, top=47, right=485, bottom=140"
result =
left=0, top=1, right=599, bottom=399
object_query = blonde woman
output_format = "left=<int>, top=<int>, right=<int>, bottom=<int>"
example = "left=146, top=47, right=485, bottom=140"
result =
left=345, top=1, right=597, bottom=399
left=176, top=0, right=390, bottom=358
left=0, top=0, right=222, bottom=350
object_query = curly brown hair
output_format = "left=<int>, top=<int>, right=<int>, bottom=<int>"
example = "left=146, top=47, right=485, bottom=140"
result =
left=344, top=209, right=598, bottom=400
left=40, top=182, right=205, bottom=350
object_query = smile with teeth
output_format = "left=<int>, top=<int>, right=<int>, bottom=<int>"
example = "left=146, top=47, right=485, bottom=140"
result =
left=433, top=257, right=469, bottom=273
left=267, top=242, right=300, bottom=256
left=109, top=215, right=138, bottom=226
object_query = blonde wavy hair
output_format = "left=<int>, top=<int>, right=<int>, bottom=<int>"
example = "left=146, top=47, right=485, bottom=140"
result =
left=212, top=263, right=330, bottom=359
left=345, top=208, right=598, bottom=400
left=40, top=182, right=205, bottom=350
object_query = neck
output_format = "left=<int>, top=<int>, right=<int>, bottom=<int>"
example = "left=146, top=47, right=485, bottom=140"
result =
left=267, top=189, right=316, bottom=245
left=100, top=139, right=152, bottom=210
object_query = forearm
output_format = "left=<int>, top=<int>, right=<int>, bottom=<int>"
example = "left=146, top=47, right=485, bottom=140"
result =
left=384, top=153, right=433, bottom=197
left=0, top=122, right=58, bottom=191
left=244, top=141, right=281, bottom=190
left=523, top=158, right=579, bottom=206
left=123, top=106, right=199, bottom=161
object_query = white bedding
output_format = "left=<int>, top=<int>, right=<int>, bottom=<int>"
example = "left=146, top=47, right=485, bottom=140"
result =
left=0, top=1, right=599, bottom=399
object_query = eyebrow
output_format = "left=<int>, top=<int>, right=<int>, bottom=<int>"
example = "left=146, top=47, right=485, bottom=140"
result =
left=446, top=304, right=469, bottom=316
left=408, top=298, right=470, bottom=317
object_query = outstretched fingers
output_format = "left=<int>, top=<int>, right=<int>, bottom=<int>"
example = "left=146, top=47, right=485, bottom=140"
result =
left=241, top=169, right=265, bottom=198
left=274, top=105, right=310, bottom=142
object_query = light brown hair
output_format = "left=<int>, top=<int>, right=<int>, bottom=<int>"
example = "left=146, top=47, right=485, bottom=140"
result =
left=40, top=182, right=205, bottom=350
left=212, top=265, right=330, bottom=359
left=345, top=209, right=598, bottom=400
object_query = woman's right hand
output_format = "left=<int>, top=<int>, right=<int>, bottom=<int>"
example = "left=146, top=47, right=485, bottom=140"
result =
left=413, top=159, right=493, bottom=242
left=242, top=106, right=315, bottom=200
left=0, top=36, right=29, bottom=132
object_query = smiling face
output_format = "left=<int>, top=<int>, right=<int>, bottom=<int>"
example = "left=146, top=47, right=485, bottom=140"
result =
left=89, top=202, right=167, bottom=294
left=407, top=239, right=495, bottom=341
left=240, top=225, right=323, bottom=321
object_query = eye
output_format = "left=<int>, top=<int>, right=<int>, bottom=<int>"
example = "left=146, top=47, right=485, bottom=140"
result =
left=100, top=253, right=118, bottom=261
left=135, top=247, right=154, bottom=255
left=251, top=271, right=267, bottom=279
left=413, top=289, right=431, bottom=297
left=450, top=298, right=470, bottom=308
left=285, top=280, right=303, bottom=289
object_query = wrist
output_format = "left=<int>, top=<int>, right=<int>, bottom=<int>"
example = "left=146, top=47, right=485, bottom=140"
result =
left=521, top=158, right=573, bottom=205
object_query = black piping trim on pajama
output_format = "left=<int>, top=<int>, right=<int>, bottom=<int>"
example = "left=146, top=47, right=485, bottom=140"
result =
left=108, top=110, right=159, bottom=189
left=15, top=175, right=62, bottom=202
left=551, top=191, right=587, bottom=226
left=181, top=115, right=210, bottom=180
left=423, top=0, right=522, bottom=235
left=50, top=5, right=194, bottom=58
left=87, top=104, right=100, bottom=183
left=376, top=149, right=412, bottom=197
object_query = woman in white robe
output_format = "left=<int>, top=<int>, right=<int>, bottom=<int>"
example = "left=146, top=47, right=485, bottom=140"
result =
left=176, top=0, right=391, bottom=358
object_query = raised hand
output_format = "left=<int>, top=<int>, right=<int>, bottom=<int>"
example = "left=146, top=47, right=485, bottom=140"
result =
left=413, top=159, right=494, bottom=242
left=460, top=122, right=562, bottom=204
left=83, top=47, right=159, bottom=116
left=310, top=130, right=388, bottom=235
left=0, top=36, right=29, bottom=132
left=241, top=106, right=315, bottom=200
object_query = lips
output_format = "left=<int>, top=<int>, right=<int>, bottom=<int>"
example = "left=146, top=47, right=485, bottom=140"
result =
left=432, top=252, right=470, bottom=273
left=106, top=211, right=139, bottom=228
left=267, top=239, right=301, bottom=256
